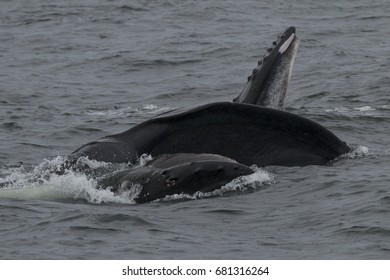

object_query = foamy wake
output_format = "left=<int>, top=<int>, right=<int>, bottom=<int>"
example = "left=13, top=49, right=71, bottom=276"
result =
left=0, top=157, right=274, bottom=204
left=0, top=156, right=138, bottom=204
left=339, top=145, right=370, bottom=160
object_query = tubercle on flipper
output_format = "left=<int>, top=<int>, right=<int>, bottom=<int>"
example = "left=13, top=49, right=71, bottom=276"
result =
left=246, top=39, right=276, bottom=83
left=245, top=27, right=293, bottom=86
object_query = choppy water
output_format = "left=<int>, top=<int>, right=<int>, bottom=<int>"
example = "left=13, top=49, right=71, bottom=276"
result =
left=1, top=0, right=389, bottom=259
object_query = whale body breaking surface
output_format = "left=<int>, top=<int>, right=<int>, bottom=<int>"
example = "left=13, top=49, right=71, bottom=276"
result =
left=63, top=27, right=350, bottom=203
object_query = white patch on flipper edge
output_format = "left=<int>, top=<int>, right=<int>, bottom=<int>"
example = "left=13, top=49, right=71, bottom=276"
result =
left=279, top=33, right=295, bottom=54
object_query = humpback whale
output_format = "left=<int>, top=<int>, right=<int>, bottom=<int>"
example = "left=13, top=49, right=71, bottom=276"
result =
left=99, top=153, right=254, bottom=203
left=68, top=27, right=350, bottom=202
left=72, top=102, right=349, bottom=167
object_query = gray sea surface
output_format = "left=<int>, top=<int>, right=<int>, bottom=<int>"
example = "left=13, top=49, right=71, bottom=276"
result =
left=1, top=0, right=389, bottom=259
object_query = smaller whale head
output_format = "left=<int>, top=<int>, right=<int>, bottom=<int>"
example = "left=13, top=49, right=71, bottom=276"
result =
left=98, top=154, right=254, bottom=203
left=234, top=26, right=299, bottom=109
left=133, top=160, right=253, bottom=203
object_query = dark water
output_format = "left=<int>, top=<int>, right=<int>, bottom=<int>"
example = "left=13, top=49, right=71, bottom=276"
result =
left=1, top=0, right=390, bottom=259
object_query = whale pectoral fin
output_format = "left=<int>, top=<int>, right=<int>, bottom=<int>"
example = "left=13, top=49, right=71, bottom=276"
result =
left=234, top=26, right=299, bottom=109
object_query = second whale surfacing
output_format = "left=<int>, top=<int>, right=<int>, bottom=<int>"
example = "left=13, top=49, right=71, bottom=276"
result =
left=68, top=27, right=350, bottom=203
left=99, top=154, right=254, bottom=203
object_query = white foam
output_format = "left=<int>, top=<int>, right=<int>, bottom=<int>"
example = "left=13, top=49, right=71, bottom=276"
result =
left=325, top=107, right=349, bottom=113
left=141, top=104, right=172, bottom=115
left=138, top=154, right=153, bottom=167
left=85, top=107, right=130, bottom=117
left=354, top=106, right=375, bottom=112
left=0, top=171, right=139, bottom=204
left=0, top=157, right=137, bottom=204
left=142, top=104, right=158, bottom=110
left=326, top=106, right=377, bottom=115
left=339, top=146, right=370, bottom=160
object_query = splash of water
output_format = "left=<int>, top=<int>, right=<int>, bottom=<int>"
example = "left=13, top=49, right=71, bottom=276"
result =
left=0, top=156, right=275, bottom=205
left=343, top=146, right=370, bottom=159
left=0, top=156, right=138, bottom=204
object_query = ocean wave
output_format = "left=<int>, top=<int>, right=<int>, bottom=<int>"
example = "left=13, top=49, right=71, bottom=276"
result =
left=336, top=225, right=390, bottom=237
left=0, top=157, right=137, bottom=204
left=325, top=105, right=390, bottom=116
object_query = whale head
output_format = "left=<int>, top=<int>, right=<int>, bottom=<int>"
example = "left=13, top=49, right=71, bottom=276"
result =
left=234, top=26, right=299, bottom=109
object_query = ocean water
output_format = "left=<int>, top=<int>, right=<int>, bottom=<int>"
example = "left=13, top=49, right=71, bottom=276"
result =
left=1, top=0, right=389, bottom=259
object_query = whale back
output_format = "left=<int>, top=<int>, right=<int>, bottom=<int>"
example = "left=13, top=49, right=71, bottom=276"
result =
left=73, top=102, right=350, bottom=167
